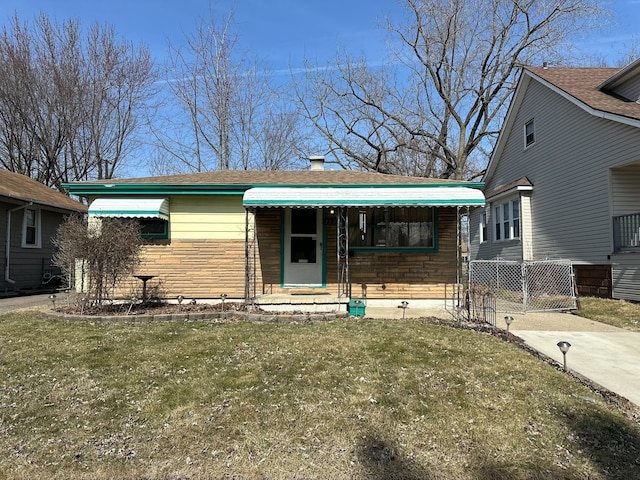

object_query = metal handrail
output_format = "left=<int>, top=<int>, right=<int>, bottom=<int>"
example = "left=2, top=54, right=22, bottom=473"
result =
left=613, top=212, right=640, bottom=251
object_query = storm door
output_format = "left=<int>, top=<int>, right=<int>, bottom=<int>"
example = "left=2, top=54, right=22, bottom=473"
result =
left=283, top=208, right=323, bottom=286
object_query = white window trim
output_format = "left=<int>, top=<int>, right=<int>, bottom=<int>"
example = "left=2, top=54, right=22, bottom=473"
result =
left=524, top=118, right=535, bottom=148
left=479, top=211, right=488, bottom=243
left=22, top=207, right=42, bottom=248
left=493, top=198, right=521, bottom=242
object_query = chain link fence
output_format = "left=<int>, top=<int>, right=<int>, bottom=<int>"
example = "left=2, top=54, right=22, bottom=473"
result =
left=469, top=259, right=577, bottom=314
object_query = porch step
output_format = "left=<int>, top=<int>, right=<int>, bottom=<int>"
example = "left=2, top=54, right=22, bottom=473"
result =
left=255, top=293, right=345, bottom=305
left=255, top=293, right=348, bottom=313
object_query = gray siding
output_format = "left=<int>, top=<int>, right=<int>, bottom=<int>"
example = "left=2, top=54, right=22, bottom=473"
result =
left=469, top=198, right=523, bottom=262
left=611, top=163, right=640, bottom=216
left=483, top=79, right=640, bottom=266
left=612, top=253, right=640, bottom=301
left=612, top=76, right=640, bottom=103
left=1, top=200, right=66, bottom=291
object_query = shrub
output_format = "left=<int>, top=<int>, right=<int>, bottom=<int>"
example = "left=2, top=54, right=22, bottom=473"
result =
left=53, top=215, right=142, bottom=305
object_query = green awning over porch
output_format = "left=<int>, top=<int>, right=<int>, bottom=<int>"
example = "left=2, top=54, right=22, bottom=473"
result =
left=88, top=198, right=170, bottom=220
left=242, top=186, right=485, bottom=208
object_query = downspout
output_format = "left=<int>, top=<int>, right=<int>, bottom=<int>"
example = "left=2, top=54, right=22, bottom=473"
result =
left=5, top=202, right=32, bottom=285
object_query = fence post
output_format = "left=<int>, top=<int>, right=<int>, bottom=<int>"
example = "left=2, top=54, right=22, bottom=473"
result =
left=522, top=262, right=528, bottom=313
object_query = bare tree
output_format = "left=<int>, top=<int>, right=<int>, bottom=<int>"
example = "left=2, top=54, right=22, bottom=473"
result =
left=0, top=13, right=157, bottom=190
left=297, top=0, right=604, bottom=179
left=158, top=10, right=309, bottom=172
left=75, top=23, right=158, bottom=181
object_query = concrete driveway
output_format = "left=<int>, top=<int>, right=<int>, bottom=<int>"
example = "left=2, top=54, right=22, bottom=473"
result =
left=497, top=312, right=640, bottom=407
left=0, top=293, right=53, bottom=315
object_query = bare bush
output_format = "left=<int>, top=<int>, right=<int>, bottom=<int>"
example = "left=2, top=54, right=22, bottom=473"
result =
left=53, top=215, right=142, bottom=305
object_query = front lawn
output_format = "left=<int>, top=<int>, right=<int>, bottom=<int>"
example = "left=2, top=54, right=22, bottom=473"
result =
left=1, top=312, right=639, bottom=479
left=575, top=297, right=640, bottom=331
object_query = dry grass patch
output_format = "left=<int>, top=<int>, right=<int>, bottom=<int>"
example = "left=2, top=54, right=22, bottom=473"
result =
left=1, top=312, right=639, bottom=479
left=575, top=297, right=640, bottom=331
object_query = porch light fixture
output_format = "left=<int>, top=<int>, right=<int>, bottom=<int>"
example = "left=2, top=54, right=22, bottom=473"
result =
left=48, top=294, right=56, bottom=308
left=557, top=341, right=571, bottom=371
left=504, top=315, right=514, bottom=333
left=399, top=301, right=409, bottom=320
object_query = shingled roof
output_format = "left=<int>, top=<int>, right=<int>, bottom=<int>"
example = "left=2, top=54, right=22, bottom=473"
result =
left=0, top=169, right=87, bottom=212
left=527, top=66, right=640, bottom=122
left=72, top=169, right=472, bottom=186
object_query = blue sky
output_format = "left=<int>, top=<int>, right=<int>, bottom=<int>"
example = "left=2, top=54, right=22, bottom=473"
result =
left=3, top=0, right=637, bottom=71
left=0, top=0, right=390, bottom=72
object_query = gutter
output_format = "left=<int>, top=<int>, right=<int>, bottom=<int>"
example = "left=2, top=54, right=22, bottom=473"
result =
left=5, top=202, right=32, bottom=285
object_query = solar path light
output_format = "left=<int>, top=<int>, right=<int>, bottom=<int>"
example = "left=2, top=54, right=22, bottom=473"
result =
left=80, top=296, right=88, bottom=315
left=177, top=295, right=185, bottom=312
left=220, top=293, right=227, bottom=312
left=48, top=294, right=56, bottom=308
left=504, top=315, right=514, bottom=333
left=557, top=341, right=571, bottom=371
left=127, top=296, right=138, bottom=316
left=399, top=301, right=409, bottom=320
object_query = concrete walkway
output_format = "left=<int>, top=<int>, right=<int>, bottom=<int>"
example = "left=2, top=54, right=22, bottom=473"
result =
left=0, top=293, right=53, bottom=315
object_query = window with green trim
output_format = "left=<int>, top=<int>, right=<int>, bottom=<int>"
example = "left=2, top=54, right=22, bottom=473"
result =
left=103, top=217, right=169, bottom=240
left=348, top=207, right=434, bottom=249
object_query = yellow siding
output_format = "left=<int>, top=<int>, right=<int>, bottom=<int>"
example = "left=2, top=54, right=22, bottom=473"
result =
left=169, top=195, right=247, bottom=240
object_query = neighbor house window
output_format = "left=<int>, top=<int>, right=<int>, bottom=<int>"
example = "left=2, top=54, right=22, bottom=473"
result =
left=493, top=199, right=521, bottom=241
left=524, top=119, right=535, bottom=147
left=479, top=212, right=488, bottom=243
left=512, top=199, right=520, bottom=238
left=22, top=208, right=41, bottom=248
left=349, top=207, right=435, bottom=249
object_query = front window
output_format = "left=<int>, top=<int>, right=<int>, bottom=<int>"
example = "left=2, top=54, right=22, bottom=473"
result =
left=102, top=217, right=169, bottom=240
left=22, top=208, right=41, bottom=248
left=139, top=218, right=169, bottom=239
left=349, top=207, right=435, bottom=249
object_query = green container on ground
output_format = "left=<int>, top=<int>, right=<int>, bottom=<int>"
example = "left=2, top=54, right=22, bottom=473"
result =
left=348, top=298, right=366, bottom=316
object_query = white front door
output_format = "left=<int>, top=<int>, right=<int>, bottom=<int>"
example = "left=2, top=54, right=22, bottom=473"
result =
left=283, top=208, right=323, bottom=286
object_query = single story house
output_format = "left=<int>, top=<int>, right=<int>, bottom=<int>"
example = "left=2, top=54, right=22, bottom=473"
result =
left=65, top=158, right=485, bottom=310
left=469, top=58, right=640, bottom=301
left=1, top=168, right=88, bottom=292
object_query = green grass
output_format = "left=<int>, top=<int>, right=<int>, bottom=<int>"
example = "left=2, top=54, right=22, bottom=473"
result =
left=1, top=312, right=640, bottom=479
left=575, top=297, right=640, bottom=331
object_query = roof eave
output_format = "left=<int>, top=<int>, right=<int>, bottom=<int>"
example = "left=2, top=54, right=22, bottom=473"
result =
left=1, top=192, right=87, bottom=213
left=64, top=181, right=485, bottom=196
left=527, top=69, right=640, bottom=128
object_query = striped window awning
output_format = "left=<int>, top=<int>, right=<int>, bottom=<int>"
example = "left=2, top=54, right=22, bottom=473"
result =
left=243, top=187, right=485, bottom=208
left=88, top=198, right=169, bottom=220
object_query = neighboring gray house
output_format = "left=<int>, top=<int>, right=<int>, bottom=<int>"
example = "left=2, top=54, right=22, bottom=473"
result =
left=469, top=59, right=640, bottom=301
left=1, top=169, right=87, bottom=292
